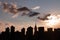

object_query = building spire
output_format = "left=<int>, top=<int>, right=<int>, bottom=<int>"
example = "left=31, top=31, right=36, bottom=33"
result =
left=34, top=23, right=37, bottom=32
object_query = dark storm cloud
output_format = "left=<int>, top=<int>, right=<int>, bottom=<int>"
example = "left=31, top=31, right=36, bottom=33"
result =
left=37, top=14, right=51, bottom=20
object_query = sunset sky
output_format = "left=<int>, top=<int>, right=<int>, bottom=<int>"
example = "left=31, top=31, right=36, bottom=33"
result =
left=0, top=0, right=60, bottom=32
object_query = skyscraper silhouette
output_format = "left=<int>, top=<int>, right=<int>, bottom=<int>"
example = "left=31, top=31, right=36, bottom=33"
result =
left=38, top=27, right=44, bottom=32
left=21, top=28, right=25, bottom=35
left=34, top=24, right=38, bottom=40
left=21, top=28, right=25, bottom=40
left=34, top=24, right=37, bottom=33
left=47, top=28, right=53, bottom=32
left=11, top=25, right=15, bottom=32
left=26, top=26, right=33, bottom=40
left=38, top=27, right=44, bottom=40
left=5, top=27, right=10, bottom=33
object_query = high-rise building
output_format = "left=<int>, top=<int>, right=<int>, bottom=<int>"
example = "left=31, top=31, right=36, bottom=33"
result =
left=21, top=28, right=25, bottom=35
left=11, top=25, right=15, bottom=32
left=5, top=27, right=10, bottom=32
left=47, top=28, right=53, bottom=32
left=26, top=26, right=33, bottom=35
left=38, top=27, right=44, bottom=32
left=54, top=28, right=60, bottom=32
left=34, top=24, right=37, bottom=33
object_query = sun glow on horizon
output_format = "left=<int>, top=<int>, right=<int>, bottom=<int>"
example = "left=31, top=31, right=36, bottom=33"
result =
left=44, top=15, right=60, bottom=28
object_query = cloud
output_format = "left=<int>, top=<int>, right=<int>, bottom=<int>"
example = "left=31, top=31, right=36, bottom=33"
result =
left=12, top=13, right=19, bottom=18
left=1, top=2, right=18, bottom=14
left=17, top=7, right=30, bottom=11
left=28, top=11, right=40, bottom=17
left=37, top=14, right=51, bottom=20
left=1, top=2, right=30, bottom=14
left=21, top=11, right=30, bottom=16
left=31, top=6, right=40, bottom=10
left=0, top=2, right=40, bottom=18
left=21, top=11, right=40, bottom=17
left=44, top=14, right=60, bottom=28
left=0, top=2, right=2, bottom=5
left=2, top=2, right=10, bottom=12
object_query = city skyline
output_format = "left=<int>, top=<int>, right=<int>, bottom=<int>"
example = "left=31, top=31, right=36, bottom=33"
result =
left=0, top=25, right=60, bottom=40
left=0, top=0, right=60, bottom=32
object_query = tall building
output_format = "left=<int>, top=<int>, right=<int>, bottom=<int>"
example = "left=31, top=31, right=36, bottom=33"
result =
left=54, top=28, right=60, bottom=32
left=47, top=28, right=53, bottom=32
left=21, top=28, right=25, bottom=35
left=26, top=26, right=33, bottom=40
left=11, top=25, right=15, bottom=32
left=5, top=27, right=10, bottom=33
left=26, top=26, right=33, bottom=35
left=34, top=23, right=37, bottom=35
left=38, top=27, right=44, bottom=32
